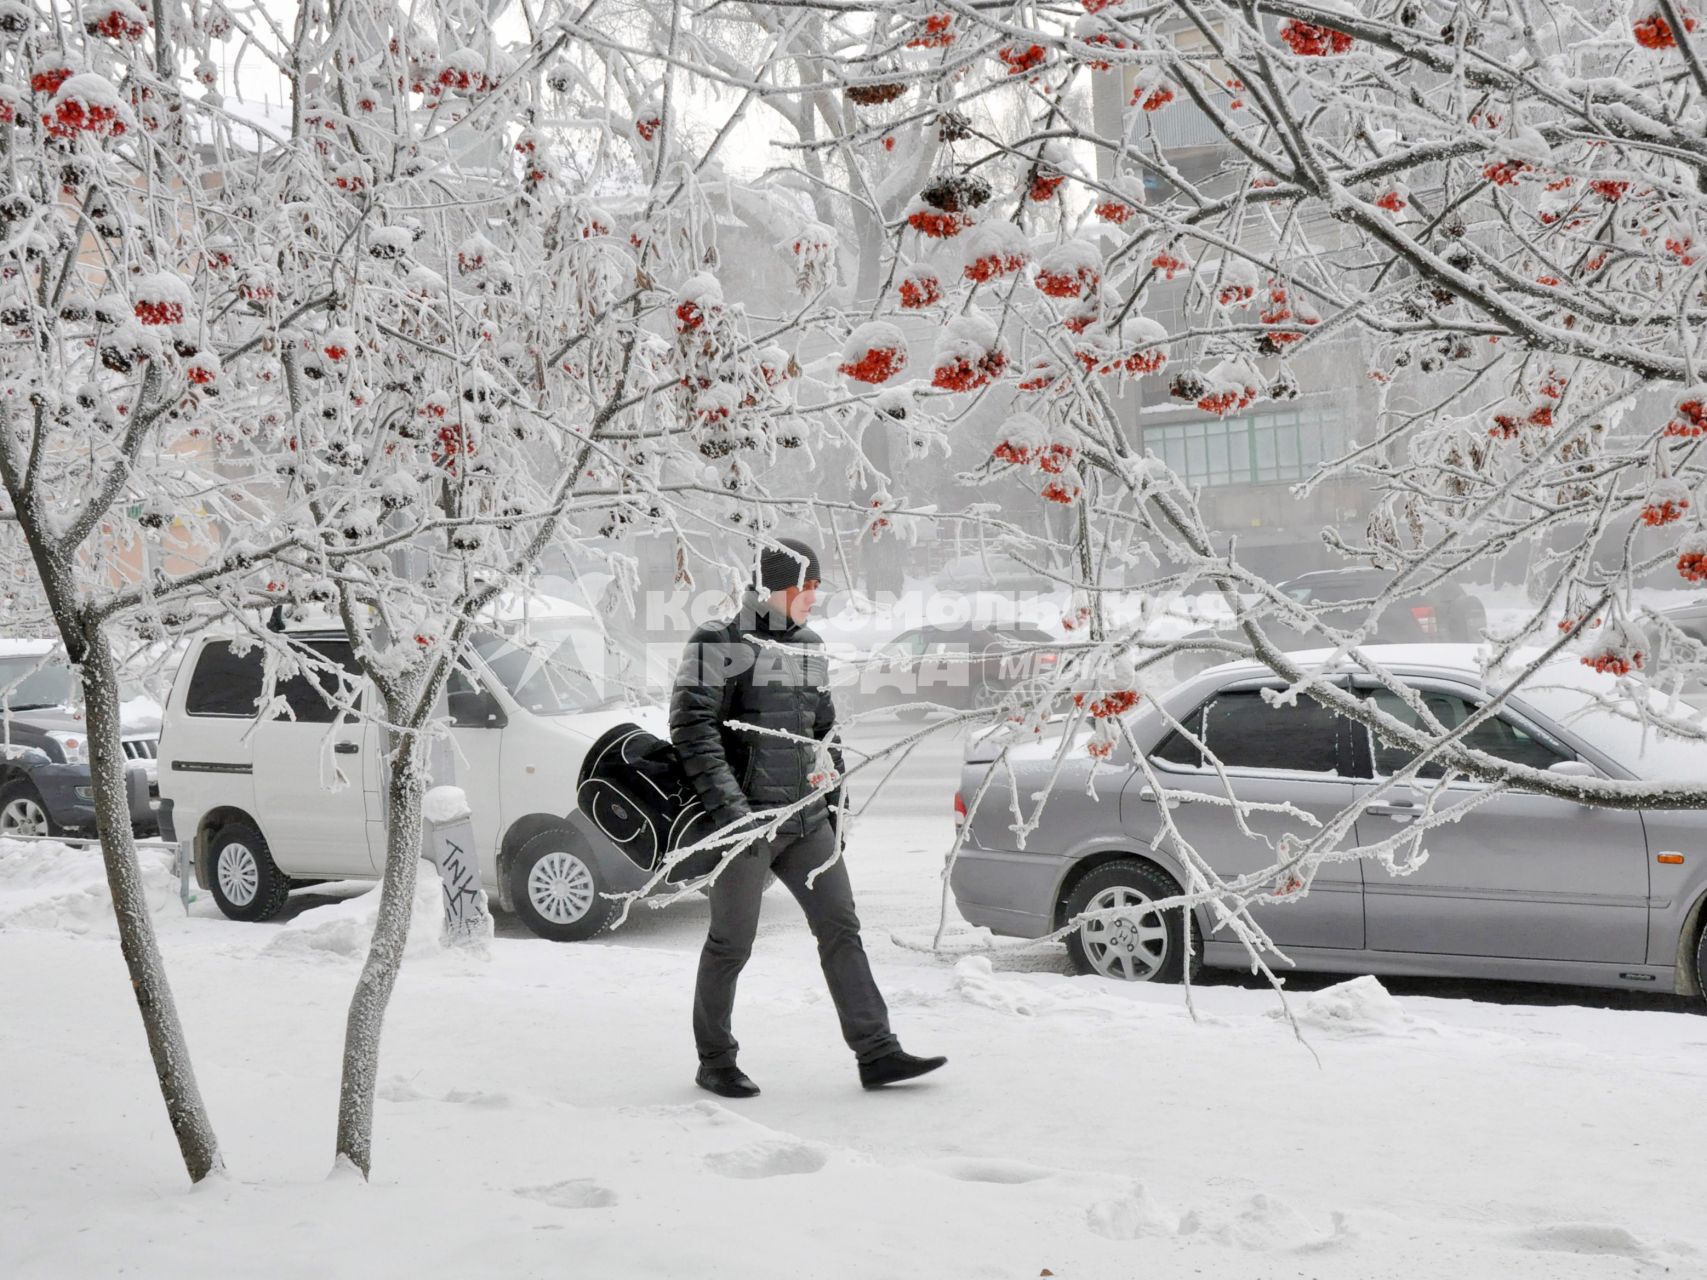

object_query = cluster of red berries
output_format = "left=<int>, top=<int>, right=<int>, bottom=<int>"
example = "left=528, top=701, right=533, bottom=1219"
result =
left=1279, top=19, right=1354, bottom=56
left=907, top=14, right=954, bottom=47
left=932, top=349, right=1007, bottom=392
left=899, top=273, right=942, bottom=309
left=1074, top=689, right=1139, bottom=718
left=1482, top=159, right=1531, bottom=186
left=1665, top=398, right=1707, bottom=437
left=1634, top=9, right=1695, bottom=49
left=838, top=346, right=906, bottom=385
left=908, top=208, right=971, bottom=239
left=999, top=44, right=1047, bottom=75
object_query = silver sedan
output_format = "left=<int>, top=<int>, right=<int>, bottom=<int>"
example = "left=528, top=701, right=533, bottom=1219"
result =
left=951, top=645, right=1707, bottom=1002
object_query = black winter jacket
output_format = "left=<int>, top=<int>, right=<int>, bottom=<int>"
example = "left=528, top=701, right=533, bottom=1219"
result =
left=669, top=595, right=844, bottom=841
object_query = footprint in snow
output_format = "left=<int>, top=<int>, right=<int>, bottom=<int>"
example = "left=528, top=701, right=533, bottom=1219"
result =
left=440, top=1088, right=511, bottom=1108
left=1510, top=1223, right=1653, bottom=1259
left=926, top=1157, right=1055, bottom=1185
left=376, top=1077, right=431, bottom=1103
left=703, top=1138, right=829, bottom=1179
left=515, top=1179, right=619, bottom=1210
left=1086, top=1183, right=1178, bottom=1241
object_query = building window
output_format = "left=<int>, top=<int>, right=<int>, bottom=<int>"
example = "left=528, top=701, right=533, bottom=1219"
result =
left=1144, top=404, right=1344, bottom=488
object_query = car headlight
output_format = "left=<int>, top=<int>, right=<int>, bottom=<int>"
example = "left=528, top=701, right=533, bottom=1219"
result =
left=46, top=730, right=88, bottom=765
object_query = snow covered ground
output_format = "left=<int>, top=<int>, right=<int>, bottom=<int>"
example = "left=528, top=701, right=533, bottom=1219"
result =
left=2, top=720, right=1703, bottom=1279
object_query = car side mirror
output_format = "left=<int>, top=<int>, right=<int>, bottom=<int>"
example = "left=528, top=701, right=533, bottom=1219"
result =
left=449, top=687, right=506, bottom=728
left=1547, top=759, right=1597, bottom=779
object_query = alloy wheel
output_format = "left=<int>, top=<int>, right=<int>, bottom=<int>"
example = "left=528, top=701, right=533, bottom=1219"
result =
left=1079, top=884, right=1170, bottom=981
left=1, top=797, right=49, bottom=838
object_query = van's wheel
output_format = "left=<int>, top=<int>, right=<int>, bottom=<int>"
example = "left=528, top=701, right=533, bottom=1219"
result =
left=0, top=779, right=58, bottom=838
left=509, top=829, right=618, bottom=942
left=208, top=820, right=291, bottom=922
left=1062, top=859, right=1198, bottom=984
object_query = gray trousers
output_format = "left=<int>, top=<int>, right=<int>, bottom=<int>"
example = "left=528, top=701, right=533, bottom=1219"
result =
left=694, top=820, right=899, bottom=1069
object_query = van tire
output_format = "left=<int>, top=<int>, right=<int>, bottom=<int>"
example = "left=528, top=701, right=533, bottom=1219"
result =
left=207, top=820, right=291, bottom=922
left=509, top=829, right=618, bottom=942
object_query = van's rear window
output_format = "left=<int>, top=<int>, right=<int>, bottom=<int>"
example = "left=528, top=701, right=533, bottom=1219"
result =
left=185, top=642, right=265, bottom=717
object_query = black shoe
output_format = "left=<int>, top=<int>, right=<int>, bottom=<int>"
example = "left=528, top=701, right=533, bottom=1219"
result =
left=859, top=1050, right=947, bottom=1090
left=696, top=1065, right=761, bottom=1099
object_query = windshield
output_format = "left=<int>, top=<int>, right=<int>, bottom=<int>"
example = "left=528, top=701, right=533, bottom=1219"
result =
left=1516, top=665, right=1707, bottom=784
left=471, top=622, right=625, bottom=715
left=0, top=656, right=75, bottom=710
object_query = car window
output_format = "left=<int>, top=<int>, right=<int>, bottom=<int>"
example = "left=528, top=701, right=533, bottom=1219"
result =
left=272, top=640, right=362, bottom=724
left=883, top=631, right=929, bottom=658
left=1366, top=689, right=1570, bottom=777
left=1150, top=722, right=1204, bottom=767
left=472, top=621, right=619, bottom=715
left=185, top=641, right=266, bottom=717
left=0, top=655, right=75, bottom=711
left=1152, top=689, right=1343, bottom=774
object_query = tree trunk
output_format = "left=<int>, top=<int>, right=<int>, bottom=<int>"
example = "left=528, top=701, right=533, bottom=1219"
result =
left=334, top=728, right=425, bottom=1179
left=81, top=629, right=224, bottom=1182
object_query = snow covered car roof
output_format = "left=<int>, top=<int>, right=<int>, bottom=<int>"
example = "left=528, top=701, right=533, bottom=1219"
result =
left=0, top=638, right=61, bottom=658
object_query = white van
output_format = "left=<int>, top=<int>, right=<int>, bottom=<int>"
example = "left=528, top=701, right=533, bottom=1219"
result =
left=156, top=598, right=673, bottom=941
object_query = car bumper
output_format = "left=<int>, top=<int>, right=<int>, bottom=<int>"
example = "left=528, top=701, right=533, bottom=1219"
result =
left=33, top=764, right=159, bottom=837
left=948, top=846, right=1065, bottom=940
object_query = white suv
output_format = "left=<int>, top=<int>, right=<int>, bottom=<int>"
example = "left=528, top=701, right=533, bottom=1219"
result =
left=157, top=598, right=670, bottom=941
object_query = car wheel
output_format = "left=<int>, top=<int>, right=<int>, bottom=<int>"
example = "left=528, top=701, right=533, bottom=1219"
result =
left=1696, top=922, right=1707, bottom=1008
left=895, top=705, right=931, bottom=723
left=207, top=821, right=292, bottom=922
left=0, top=780, right=58, bottom=838
left=509, top=829, right=618, bottom=942
left=1062, top=859, right=1198, bottom=984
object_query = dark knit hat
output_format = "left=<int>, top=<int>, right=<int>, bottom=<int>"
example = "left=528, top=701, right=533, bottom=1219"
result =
left=755, top=537, right=822, bottom=592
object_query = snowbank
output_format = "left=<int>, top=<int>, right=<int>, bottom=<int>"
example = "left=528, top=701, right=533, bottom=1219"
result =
left=0, top=837, right=176, bottom=935
left=1267, top=974, right=1432, bottom=1038
left=262, top=864, right=449, bottom=962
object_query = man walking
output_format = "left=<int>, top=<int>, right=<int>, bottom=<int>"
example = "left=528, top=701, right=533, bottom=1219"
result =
left=671, top=536, right=946, bottom=1098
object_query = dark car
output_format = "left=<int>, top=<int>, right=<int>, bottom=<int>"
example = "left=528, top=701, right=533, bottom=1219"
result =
left=0, top=643, right=159, bottom=839
left=1170, top=567, right=1488, bottom=684
left=857, top=623, right=1061, bottom=718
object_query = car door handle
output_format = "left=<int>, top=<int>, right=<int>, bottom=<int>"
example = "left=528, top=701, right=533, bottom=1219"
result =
left=1138, top=786, right=1180, bottom=809
left=334, top=742, right=359, bottom=755
left=1367, top=801, right=1415, bottom=821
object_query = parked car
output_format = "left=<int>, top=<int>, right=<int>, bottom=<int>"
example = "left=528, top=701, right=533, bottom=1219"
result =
left=1663, top=599, right=1707, bottom=647
left=0, top=640, right=159, bottom=838
left=1169, top=567, right=1488, bottom=684
left=855, top=622, right=1061, bottom=718
left=932, top=554, right=1064, bottom=595
left=157, top=598, right=671, bottom=941
left=952, top=644, right=1707, bottom=1002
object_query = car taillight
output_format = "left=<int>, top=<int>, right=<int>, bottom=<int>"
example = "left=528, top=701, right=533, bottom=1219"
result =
left=953, top=792, right=967, bottom=828
left=1411, top=605, right=1438, bottom=636
left=1036, top=652, right=1058, bottom=666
